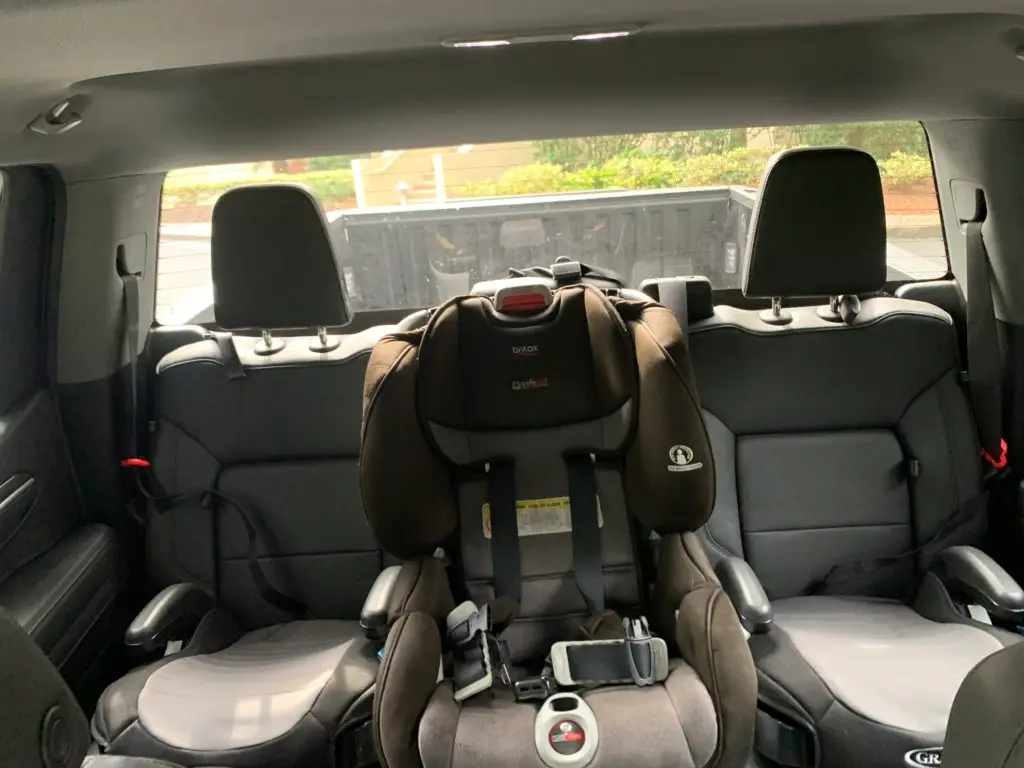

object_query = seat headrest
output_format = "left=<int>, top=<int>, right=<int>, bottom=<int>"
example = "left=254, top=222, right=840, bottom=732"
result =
left=743, top=147, right=887, bottom=299
left=211, top=184, right=350, bottom=330
left=639, top=276, right=714, bottom=324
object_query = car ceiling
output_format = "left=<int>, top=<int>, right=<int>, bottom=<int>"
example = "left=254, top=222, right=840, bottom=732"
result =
left=6, top=0, right=1024, bottom=179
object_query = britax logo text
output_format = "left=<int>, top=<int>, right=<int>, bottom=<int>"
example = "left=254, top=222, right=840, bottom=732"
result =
left=512, top=344, right=539, bottom=357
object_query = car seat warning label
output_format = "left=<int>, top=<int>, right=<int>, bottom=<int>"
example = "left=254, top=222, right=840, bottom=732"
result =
left=482, top=497, right=603, bottom=539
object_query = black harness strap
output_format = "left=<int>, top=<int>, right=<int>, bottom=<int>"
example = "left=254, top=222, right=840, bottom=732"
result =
left=132, top=471, right=312, bottom=619
left=566, top=454, right=605, bottom=614
left=807, top=487, right=990, bottom=595
left=486, top=460, right=521, bottom=605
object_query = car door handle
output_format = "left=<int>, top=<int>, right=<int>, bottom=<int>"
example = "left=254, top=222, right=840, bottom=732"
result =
left=0, top=474, right=37, bottom=550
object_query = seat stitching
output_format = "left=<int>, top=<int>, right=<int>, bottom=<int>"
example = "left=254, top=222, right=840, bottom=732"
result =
left=702, top=524, right=734, bottom=559
left=660, top=673, right=697, bottom=766
left=701, top=586, right=726, bottom=766
left=934, top=377, right=963, bottom=523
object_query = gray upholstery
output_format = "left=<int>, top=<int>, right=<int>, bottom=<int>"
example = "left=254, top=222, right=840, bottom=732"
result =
left=742, top=148, right=887, bottom=298
left=689, top=145, right=1010, bottom=767
left=943, top=641, right=1024, bottom=768
left=95, top=187, right=386, bottom=767
left=136, top=621, right=376, bottom=751
left=772, top=597, right=1004, bottom=734
left=148, top=327, right=390, bottom=628
left=692, top=299, right=980, bottom=597
left=211, top=184, right=349, bottom=330
left=418, top=664, right=718, bottom=768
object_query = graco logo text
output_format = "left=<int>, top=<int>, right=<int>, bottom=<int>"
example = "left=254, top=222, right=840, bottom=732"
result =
left=904, top=748, right=942, bottom=768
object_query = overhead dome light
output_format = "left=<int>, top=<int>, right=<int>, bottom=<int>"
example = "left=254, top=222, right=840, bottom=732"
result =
left=448, top=39, right=511, bottom=48
left=443, top=26, right=640, bottom=49
left=571, top=30, right=635, bottom=41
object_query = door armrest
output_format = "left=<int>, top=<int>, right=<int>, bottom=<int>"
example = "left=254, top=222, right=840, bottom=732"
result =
left=360, top=565, right=403, bottom=641
left=715, top=557, right=773, bottom=635
left=125, top=583, right=215, bottom=652
left=929, top=546, right=1024, bottom=623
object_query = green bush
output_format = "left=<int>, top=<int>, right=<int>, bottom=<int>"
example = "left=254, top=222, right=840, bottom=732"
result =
left=878, top=152, right=934, bottom=187
left=163, top=169, right=355, bottom=208
left=306, top=155, right=356, bottom=171
left=674, top=148, right=772, bottom=187
left=456, top=148, right=774, bottom=199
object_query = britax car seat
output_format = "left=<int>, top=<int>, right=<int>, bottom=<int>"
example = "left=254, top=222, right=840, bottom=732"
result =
left=358, top=282, right=757, bottom=768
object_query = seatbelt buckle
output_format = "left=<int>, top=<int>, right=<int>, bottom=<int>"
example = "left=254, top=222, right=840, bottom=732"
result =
left=623, top=616, right=654, bottom=687
left=514, top=672, right=558, bottom=702
left=981, top=439, right=1008, bottom=471
left=120, top=457, right=168, bottom=501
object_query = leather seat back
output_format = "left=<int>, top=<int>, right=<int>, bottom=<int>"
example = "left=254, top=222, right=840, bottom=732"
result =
left=147, top=184, right=391, bottom=628
left=360, top=285, right=716, bottom=661
left=689, top=148, right=981, bottom=599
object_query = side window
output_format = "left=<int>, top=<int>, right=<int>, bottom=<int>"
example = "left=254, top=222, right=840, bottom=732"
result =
left=156, top=124, right=946, bottom=324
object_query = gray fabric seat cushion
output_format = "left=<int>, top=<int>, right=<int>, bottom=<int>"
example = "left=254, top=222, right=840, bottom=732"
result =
left=136, top=620, right=376, bottom=751
left=772, top=596, right=1006, bottom=734
left=417, top=662, right=718, bottom=768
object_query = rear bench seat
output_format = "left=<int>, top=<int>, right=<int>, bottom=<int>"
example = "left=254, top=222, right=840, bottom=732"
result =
left=92, top=184, right=391, bottom=767
left=673, top=148, right=1022, bottom=768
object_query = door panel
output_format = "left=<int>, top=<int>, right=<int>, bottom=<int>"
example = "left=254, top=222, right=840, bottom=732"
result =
left=0, top=168, right=129, bottom=697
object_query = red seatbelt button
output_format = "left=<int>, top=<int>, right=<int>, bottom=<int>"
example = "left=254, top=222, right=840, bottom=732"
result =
left=981, top=439, right=1008, bottom=470
left=121, top=458, right=152, bottom=469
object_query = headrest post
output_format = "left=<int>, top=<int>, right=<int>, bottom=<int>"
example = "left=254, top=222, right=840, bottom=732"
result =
left=309, top=325, right=341, bottom=353
left=759, top=296, right=792, bottom=326
left=254, top=328, right=285, bottom=356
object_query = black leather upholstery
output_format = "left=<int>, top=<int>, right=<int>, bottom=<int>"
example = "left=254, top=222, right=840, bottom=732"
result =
left=211, top=184, right=350, bottom=330
left=743, top=148, right=887, bottom=298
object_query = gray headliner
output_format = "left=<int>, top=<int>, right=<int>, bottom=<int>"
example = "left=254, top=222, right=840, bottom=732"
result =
left=2, top=5, right=1024, bottom=179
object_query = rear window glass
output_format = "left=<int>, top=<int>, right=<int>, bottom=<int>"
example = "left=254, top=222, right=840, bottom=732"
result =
left=157, top=122, right=945, bottom=325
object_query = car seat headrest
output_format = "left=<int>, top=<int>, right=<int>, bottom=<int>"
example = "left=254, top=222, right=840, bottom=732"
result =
left=360, top=285, right=716, bottom=558
left=211, top=184, right=350, bottom=331
left=418, top=286, right=635, bottom=438
left=743, top=147, right=887, bottom=299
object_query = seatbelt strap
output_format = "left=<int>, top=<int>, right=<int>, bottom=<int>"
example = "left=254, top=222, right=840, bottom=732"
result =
left=807, top=488, right=990, bottom=595
left=127, top=465, right=313, bottom=619
left=210, top=331, right=246, bottom=381
left=566, top=454, right=605, bottom=614
left=964, top=220, right=1008, bottom=471
left=486, top=460, right=521, bottom=604
left=116, top=247, right=143, bottom=457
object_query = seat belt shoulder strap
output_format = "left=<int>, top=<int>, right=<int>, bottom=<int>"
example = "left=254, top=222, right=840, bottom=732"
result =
left=964, top=220, right=1006, bottom=469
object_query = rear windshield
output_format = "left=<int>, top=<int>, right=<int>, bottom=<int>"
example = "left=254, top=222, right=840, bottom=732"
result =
left=157, top=122, right=945, bottom=325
